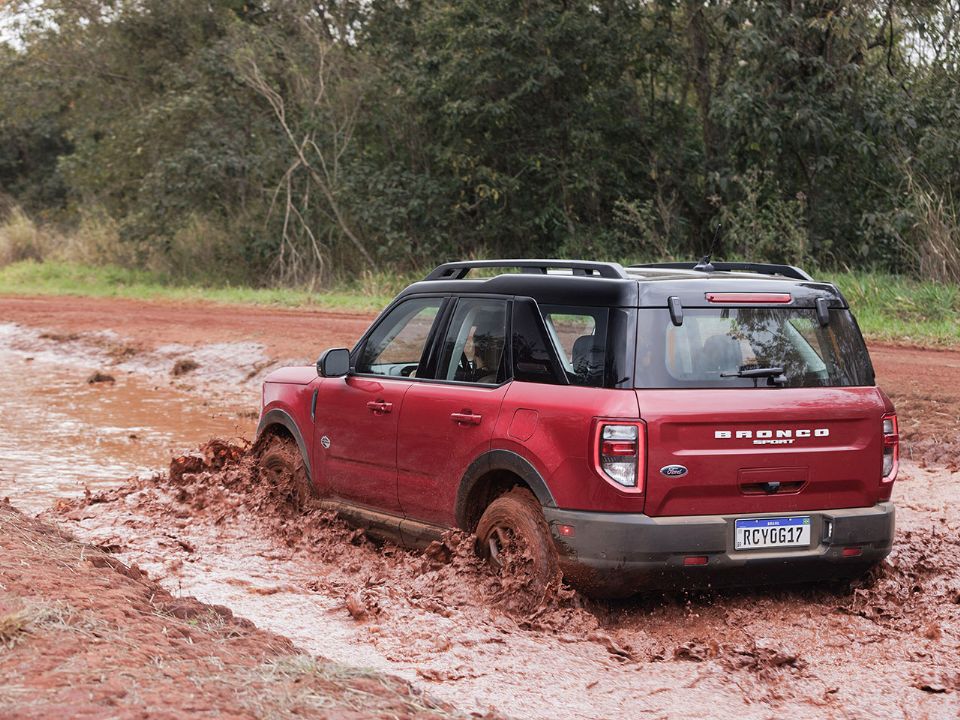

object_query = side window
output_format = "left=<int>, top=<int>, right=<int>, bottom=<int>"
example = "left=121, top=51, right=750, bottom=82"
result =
left=356, top=298, right=443, bottom=377
left=438, top=298, right=508, bottom=384
left=540, top=305, right=608, bottom=387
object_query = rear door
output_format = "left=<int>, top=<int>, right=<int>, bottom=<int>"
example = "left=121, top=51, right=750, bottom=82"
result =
left=636, top=305, right=887, bottom=516
left=397, top=297, right=511, bottom=526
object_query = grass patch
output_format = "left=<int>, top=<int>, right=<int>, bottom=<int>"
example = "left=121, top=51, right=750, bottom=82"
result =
left=829, top=270, right=960, bottom=346
left=0, top=260, right=957, bottom=347
left=0, top=609, right=34, bottom=650
left=0, top=260, right=398, bottom=313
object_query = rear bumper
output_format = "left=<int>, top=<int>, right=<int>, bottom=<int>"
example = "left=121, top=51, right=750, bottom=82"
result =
left=543, top=502, right=895, bottom=597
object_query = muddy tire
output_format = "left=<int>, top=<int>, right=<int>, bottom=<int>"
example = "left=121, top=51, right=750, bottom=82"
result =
left=256, top=434, right=315, bottom=510
left=475, top=487, right=560, bottom=611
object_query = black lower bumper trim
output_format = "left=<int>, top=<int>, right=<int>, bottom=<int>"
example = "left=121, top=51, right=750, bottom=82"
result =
left=543, top=503, right=895, bottom=597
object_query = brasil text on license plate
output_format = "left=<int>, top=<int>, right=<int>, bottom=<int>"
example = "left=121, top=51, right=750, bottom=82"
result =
left=734, top=516, right=811, bottom=550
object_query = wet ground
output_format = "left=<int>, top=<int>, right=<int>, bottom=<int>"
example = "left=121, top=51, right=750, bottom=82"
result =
left=0, top=503, right=462, bottom=719
left=1, top=295, right=958, bottom=719
left=0, top=324, right=255, bottom=514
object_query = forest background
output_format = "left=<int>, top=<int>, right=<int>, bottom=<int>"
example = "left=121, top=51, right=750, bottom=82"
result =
left=1, top=0, right=959, bottom=317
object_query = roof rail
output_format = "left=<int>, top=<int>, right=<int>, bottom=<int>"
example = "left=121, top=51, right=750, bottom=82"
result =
left=425, top=259, right=629, bottom=281
left=628, top=261, right=814, bottom=282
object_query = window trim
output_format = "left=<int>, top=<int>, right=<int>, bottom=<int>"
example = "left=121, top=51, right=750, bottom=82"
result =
left=510, top=296, right=569, bottom=386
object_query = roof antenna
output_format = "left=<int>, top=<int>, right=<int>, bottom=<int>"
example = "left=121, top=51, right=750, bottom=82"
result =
left=694, top=224, right=721, bottom=272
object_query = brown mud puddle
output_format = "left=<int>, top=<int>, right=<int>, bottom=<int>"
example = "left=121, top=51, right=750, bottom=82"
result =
left=49, top=442, right=960, bottom=720
left=0, top=345, right=254, bottom=514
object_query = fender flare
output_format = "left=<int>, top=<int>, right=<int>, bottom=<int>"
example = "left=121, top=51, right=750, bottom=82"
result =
left=256, top=408, right=313, bottom=483
left=454, top=449, right=557, bottom=529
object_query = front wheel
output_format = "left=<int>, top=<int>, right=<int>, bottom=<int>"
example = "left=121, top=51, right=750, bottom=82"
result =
left=256, top=434, right=315, bottom=511
left=475, top=487, right=560, bottom=612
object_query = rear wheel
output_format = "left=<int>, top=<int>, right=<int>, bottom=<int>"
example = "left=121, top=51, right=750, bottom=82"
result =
left=475, top=487, right=560, bottom=611
left=256, top=434, right=315, bottom=510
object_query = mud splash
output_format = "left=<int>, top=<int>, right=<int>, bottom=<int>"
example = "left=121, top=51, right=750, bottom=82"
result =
left=50, top=443, right=960, bottom=719
left=65, top=439, right=587, bottom=625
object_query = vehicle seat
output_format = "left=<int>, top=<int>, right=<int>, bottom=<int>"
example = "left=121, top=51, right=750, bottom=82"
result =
left=700, top=334, right=742, bottom=373
left=571, top=334, right=604, bottom=385
left=470, top=310, right=506, bottom=384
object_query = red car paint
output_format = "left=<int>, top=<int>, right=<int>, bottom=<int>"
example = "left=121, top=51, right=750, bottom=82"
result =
left=262, top=377, right=895, bottom=517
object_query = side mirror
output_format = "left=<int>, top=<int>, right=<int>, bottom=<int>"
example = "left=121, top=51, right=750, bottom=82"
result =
left=317, top=347, right=350, bottom=378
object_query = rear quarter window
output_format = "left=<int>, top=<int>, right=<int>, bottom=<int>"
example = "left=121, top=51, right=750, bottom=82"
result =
left=542, top=307, right=605, bottom=386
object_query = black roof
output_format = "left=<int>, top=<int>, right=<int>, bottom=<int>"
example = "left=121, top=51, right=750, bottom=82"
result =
left=398, top=260, right=847, bottom=308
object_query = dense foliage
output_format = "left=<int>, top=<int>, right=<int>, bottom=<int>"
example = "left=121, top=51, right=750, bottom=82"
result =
left=1, top=0, right=959, bottom=284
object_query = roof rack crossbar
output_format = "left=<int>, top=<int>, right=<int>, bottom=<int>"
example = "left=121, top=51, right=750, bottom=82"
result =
left=425, top=259, right=628, bottom=281
left=628, top=261, right=814, bottom=282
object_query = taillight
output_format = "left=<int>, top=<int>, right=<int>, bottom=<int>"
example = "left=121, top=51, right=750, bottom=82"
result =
left=881, top=413, right=899, bottom=482
left=593, top=421, right=646, bottom=492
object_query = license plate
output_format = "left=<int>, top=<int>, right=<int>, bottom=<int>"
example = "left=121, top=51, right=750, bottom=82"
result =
left=734, top=516, right=810, bottom=550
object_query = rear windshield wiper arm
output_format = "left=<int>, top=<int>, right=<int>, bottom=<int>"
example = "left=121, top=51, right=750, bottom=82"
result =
left=720, top=366, right=788, bottom=387
left=720, top=366, right=784, bottom=378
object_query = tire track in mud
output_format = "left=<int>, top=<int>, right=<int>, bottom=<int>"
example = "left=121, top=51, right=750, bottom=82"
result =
left=48, top=441, right=960, bottom=720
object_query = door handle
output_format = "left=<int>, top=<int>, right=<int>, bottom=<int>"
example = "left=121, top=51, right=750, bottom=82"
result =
left=366, top=400, right=393, bottom=414
left=451, top=411, right=482, bottom=426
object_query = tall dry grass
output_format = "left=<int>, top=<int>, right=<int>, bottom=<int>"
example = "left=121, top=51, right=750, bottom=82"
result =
left=906, top=174, right=960, bottom=284
left=0, top=206, right=133, bottom=269
left=0, top=206, right=246, bottom=283
left=0, top=207, right=52, bottom=265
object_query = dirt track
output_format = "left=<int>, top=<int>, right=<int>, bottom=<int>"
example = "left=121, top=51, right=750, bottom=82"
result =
left=1, top=294, right=959, bottom=719
left=0, top=502, right=464, bottom=719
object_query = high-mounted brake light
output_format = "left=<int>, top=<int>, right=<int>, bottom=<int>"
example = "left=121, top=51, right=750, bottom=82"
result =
left=705, top=292, right=792, bottom=304
left=593, top=421, right=646, bottom=492
left=881, top=413, right=899, bottom=482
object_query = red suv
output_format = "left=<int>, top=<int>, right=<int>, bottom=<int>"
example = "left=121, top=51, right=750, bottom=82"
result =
left=256, top=259, right=898, bottom=597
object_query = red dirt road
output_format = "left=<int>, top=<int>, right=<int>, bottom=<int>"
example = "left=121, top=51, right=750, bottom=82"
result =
left=0, top=503, right=462, bottom=719
left=0, top=295, right=372, bottom=359
left=2, top=293, right=960, bottom=719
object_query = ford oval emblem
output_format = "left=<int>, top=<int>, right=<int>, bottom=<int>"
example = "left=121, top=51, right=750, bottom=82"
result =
left=660, top=464, right=688, bottom=478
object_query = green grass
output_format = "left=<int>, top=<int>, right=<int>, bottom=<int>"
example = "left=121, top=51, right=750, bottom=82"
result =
left=0, top=260, right=394, bottom=313
left=829, top=270, right=960, bottom=346
left=0, top=260, right=957, bottom=347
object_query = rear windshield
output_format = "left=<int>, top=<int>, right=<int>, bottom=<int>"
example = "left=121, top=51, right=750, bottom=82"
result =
left=636, top=307, right=874, bottom=389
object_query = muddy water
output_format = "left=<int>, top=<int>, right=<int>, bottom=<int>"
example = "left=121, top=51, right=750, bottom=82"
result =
left=51, top=443, right=960, bottom=720
left=0, top=349, right=254, bottom=513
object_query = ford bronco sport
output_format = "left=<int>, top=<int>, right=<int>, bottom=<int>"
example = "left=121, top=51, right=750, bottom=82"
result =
left=255, top=259, right=897, bottom=598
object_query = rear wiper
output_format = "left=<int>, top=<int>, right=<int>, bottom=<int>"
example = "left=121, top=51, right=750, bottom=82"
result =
left=720, top=366, right=787, bottom=387
left=720, top=366, right=784, bottom=378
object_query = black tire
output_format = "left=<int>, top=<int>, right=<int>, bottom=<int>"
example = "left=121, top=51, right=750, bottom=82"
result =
left=475, top=487, right=560, bottom=611
left=256, top=434, right=315, bottom=510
